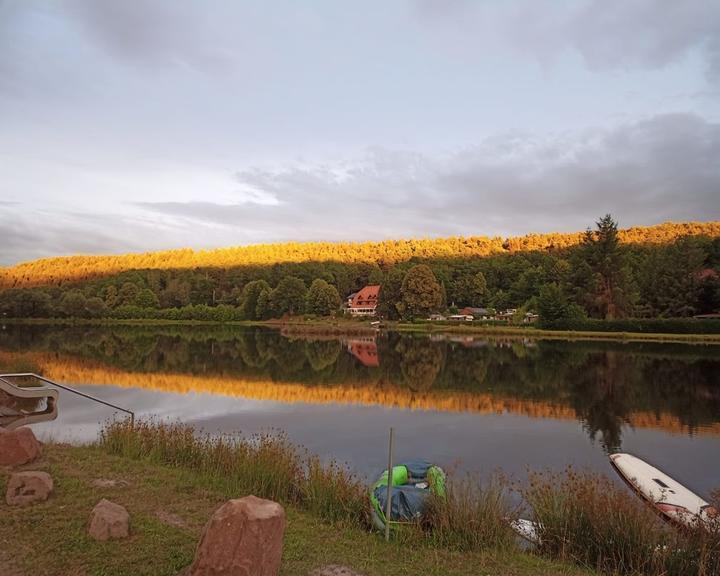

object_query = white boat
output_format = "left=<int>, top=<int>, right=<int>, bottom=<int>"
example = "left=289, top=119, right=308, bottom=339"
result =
left=609, top=453, right=718, bottom=528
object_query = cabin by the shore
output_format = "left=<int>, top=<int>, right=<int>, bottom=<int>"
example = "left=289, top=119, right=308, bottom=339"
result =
left=345, top=285, right=381, bottom=316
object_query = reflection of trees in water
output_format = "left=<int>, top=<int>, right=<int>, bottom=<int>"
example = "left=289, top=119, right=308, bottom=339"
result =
left=570, top=351, right=637, bottom=453
left=305, top=340, right=341, bottom=372
left=1, top=325, right=719, bottom=446
left=395, top=338, right=445, bottom=391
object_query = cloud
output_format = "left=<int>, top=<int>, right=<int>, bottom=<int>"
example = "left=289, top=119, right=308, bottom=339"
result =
left=136, top=113, right=720, bottom=241
left=414, top=0, right=720, bottom=81
left=2, top=113, right=718, bottom=266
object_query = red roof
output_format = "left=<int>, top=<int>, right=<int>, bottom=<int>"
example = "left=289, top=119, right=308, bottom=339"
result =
left=350, top=285, right=381, bottom=309
left=696, top=268, right=719, bottom=281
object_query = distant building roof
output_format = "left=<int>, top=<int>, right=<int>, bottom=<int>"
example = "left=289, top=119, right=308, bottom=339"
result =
left=349, top=285, right=381, bottom=309
left=696, top=268, right=719, bottom=281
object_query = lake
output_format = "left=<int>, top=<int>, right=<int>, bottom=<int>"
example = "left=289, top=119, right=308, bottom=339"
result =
left=1, top=324, right=718, bottom=497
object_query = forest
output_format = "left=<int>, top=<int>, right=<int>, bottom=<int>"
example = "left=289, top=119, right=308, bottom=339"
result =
left=0, top=216, right=719, bottom=328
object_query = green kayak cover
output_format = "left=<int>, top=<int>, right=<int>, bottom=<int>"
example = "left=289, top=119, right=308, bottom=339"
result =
left=370, top=458, right=446, bottom=531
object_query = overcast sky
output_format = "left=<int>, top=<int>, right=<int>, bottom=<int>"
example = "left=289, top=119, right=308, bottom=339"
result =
left=1, top=0, right=719, bottom=265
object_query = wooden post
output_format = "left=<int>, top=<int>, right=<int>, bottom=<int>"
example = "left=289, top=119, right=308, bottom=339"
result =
left=385, top=427, right=394, bottom=542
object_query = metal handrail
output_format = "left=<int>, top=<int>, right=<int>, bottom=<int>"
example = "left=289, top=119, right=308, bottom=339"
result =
left=0, top=373, right=134, bottom=426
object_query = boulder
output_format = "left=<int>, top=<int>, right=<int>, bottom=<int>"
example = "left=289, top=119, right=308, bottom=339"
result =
left=5, top=471, right=53, bottom=506
left=88, top=499, right=130, bottom=541
left=0, top=426, right=41, bottom=466
left=190, top=495, right=286, bottom=576
left=309, top=566, right=366, bottom=576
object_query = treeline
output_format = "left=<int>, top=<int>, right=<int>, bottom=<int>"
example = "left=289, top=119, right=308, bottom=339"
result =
left=0, top=216, right=719, bottom=325
left=2, top=220, right=719, bottom=289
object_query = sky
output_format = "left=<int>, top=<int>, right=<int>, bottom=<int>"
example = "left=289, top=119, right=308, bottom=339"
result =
left=1, top=0, right=719, bottom=266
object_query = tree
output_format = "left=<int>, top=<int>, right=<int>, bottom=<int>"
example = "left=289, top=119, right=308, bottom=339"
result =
left=270, top=276, right=307, bottom=316
left=134, top=288, right=160, bottom=309
left=102, top=285, right=119, bottom=308
left=376, top=268, right=404, bottom=319
left=255, top=288, right=273, bottom=319
left=537, top=283, right=585, bottom=328
left=161, top=279, right=191, bottom=308
left=305, top=279, right=341, bottom=316
left=238, top=280, right=271, bottom=320
left=60, top=290, right=88, bottom=318
left=117, top=282, right=141, bottom=307
left=576, top=214, right=636, bottom=319
left=399, top=265, right=443, bottom=319
left=85, top=297, right=107, bottom=318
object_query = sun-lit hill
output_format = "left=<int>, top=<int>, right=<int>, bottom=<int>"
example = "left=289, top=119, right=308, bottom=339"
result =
left=3, top=350, right=718, bottom=437
left=2, top=221, right=719, bottom=289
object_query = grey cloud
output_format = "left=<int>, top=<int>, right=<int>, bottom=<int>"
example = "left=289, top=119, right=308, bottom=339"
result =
left=566, top=1, right=720, bottom=79
left=136, top=114, right=720, bottom=243
left=58, top=0, right=235, bottom=71
left=3, top=113, right=717, bottom=266
left=0, top=207, right=159, bottom=266
left=415, top=0, right=720, bottom=81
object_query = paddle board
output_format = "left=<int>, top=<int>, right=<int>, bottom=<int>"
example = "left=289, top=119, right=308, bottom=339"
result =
left=609, top=453, right=717, bottom=528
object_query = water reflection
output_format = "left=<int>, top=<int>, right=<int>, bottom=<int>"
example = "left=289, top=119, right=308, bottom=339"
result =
left=1, top=325, right=718, bottom=453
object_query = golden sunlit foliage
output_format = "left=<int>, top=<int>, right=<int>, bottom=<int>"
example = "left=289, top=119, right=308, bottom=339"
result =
left=4, top=350, right=717, bottom=437
left=2, top=221, right=719, bottom=289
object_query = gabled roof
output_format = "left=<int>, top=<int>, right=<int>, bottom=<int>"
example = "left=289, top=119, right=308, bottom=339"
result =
left=349, top=285, right=381, bottom=309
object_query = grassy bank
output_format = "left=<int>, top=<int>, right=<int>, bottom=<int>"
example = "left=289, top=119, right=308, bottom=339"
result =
left=2, top=421, right=718, bottom=575
left=5, top=316, right=720, bottom=344
left=0, top=441, right=592, bottom=576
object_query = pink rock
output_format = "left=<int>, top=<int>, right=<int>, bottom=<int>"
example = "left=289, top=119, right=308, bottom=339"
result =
left=5, top=471, right=53, bottom=506
left=88, top=499, right=130, bottom=541
left=0, top=427, right=41, bottom=466
left=190, top=495, right=286, bottom=576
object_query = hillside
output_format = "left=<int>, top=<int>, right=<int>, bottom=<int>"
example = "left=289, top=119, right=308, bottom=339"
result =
left=2, top=221, right=719, bottom=289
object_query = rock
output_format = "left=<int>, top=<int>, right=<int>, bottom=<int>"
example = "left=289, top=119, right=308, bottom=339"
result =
left=88, top=499, right=130, bottom=541
left=309, top=566, right=366, bottom=576
left=5, top=471, right=53, bottom=506
left=0, top=426, right=41, bottom=466
left=91, top=478, right=129, bottom=489
left=190, top=495, right=286, bottom=576
left=156, top=510, right=187, bottom=529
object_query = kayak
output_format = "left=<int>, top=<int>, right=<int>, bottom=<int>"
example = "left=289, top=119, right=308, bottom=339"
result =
left=369, top=459, right=446, bottom=531
left=609, top=453, right=718, bottom=528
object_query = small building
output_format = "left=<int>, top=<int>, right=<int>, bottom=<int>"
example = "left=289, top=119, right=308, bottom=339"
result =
left=428, top=313, right=447, bottom=321
left=523, top=312, right=539, bottom=324
left=346, top=285, right=381, bottom=316
left=448, top=314, right=473, bottom=322
left=458, top=307, right=491, bottom=320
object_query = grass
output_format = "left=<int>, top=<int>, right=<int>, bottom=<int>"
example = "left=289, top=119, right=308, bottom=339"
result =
left=0, top=443, right=593, bottom=576
left=99, top=419, right=368, bottom=529
left=522, top=468, right=720, bottom=576
left=422, top=472, right=519, bottom=552
left=3, top=421, right=717, bottom=576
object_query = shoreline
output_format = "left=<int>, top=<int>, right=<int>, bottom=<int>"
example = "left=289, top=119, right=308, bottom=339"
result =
left=3, top=316, right=720, bottom=345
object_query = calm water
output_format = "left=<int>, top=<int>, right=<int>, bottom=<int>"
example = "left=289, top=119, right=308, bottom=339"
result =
left=1, top=324, right=718, bottom=496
